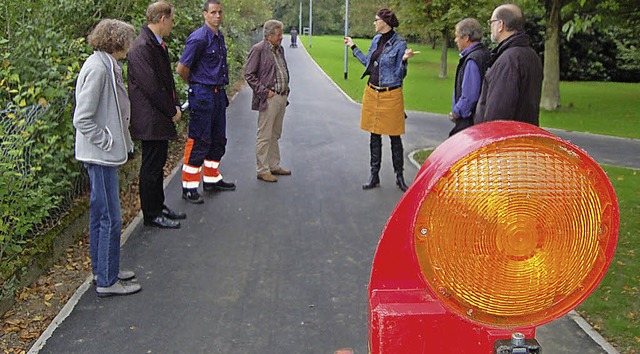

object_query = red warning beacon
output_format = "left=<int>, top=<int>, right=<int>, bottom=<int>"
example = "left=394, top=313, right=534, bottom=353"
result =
left=368, top=121, right=619, bottom=353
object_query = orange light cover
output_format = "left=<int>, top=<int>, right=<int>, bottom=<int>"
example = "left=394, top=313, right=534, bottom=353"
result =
left=413, top=122, right=619, bottom=328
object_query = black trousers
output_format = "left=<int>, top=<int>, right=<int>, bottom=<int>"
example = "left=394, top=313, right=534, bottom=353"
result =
left=140, top=140, right=168, bottom=221
left=449, top=117, right=474, bottom=137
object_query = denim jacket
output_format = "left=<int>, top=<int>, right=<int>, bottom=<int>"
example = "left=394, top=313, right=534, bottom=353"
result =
left=352, top=32, right=408, bottom=87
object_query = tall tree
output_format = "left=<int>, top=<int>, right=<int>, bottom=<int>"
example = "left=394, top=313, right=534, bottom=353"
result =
left=540, top=0, right=562, bottom=110
left=393, top=0, right=491, bottom=78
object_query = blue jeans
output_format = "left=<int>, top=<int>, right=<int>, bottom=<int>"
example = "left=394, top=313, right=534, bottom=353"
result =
left=86, top=163, right=122, bottom=287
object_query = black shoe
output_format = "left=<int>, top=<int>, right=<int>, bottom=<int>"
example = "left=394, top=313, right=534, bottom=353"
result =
left=182, top=191, right=204, bottom=204
left=203, top=180, right=236, bottom=191
left=362, top=174, right=380, bottom=190
left=162, top=206, right=186, bottom=220
left=396, top=174, right=409, bottom=192
left=144, top=216, right=181, bottom=229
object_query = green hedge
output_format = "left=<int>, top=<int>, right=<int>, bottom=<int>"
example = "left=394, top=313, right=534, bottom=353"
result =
left=0, top=0, right=271, bottom=305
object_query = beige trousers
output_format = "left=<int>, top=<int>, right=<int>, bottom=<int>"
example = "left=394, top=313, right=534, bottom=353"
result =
left=256, top=94, right=287, bottom=174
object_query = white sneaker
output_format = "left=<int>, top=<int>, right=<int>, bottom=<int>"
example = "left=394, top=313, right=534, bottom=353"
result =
left=96, top=280, right=141, bottom=297
left=93, top=270, right=135, bottom=284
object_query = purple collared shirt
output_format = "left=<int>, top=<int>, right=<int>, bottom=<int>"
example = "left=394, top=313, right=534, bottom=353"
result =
left=452, top=43, right=482, bottom=119
left=179, top=25, right=229, bottom=86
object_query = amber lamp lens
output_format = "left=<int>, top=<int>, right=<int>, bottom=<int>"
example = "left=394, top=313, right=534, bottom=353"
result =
left=414, top=137, right=618, bottom=328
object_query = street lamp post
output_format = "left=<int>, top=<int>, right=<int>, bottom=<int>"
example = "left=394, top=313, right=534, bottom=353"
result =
left=343, top=0, right=349, bottom=79
left=298, top=0, right=302, bottom=36
left=309, top=0, right=313, bottom=47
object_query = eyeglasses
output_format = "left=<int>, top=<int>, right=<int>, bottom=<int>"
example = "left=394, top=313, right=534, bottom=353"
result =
left=487, top=19, right=501, bottom=26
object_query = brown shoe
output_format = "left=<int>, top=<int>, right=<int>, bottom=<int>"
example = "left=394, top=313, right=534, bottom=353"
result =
left=270, top=167, right=291, bottom=175
left=257, top=172, right=278, bottom=182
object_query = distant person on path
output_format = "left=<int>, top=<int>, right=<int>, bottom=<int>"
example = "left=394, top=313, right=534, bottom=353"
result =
left=344, top=8, right=420, bottom=192
left=449, top=18, right=491, bottom=136
left=290, top=27, right=298, bottom=48
left=177, top=0, right=236, bottom=205
left=128, top=1, right=185, bottom=229
left=73, top=19, right=140, bottom=297
left=245, top=19, right=292, bottom=183
left=475, top=3, right=543, bottom=126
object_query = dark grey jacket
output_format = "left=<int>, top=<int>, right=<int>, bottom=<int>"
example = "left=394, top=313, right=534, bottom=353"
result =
left=475, top=32, right=542, bottom=126
left=127, top=25, right=179, bottom=141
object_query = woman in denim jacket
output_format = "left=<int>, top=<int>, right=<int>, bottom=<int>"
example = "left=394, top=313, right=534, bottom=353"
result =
left=345, top=8, right=419, bottom=192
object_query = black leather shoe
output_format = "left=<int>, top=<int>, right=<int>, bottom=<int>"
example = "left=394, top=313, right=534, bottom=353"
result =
left=362, top=174, right=380, bottom=190
left=162, top=206, right=186, bottom=220
left=203, top=180, right=236, bottom=191
left=144, top=216, right=180, bottom=229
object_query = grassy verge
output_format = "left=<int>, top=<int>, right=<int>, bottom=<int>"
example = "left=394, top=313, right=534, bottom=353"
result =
left=301, top=35, right=640, bottom=139
left=578, top=166, right=640, bottom=353
left=412, top=150, right=639, bottom=353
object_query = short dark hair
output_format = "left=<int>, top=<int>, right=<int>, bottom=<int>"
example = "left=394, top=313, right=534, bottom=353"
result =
left=87, top=19, right=135, bottom=54
left=456, top=18, right=483, bottom=42
left=204, top=0, right=221, bottom=12
left=147, top=1, right=174, bottom=24
left=495, top=4, right=525, bottom=32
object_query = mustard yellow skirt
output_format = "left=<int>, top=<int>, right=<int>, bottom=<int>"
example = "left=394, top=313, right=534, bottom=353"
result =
left=360, top=84, right=405, bottom=135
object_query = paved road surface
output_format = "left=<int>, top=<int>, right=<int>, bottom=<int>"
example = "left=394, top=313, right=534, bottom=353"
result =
left=34, top=36, right=638, bottom=354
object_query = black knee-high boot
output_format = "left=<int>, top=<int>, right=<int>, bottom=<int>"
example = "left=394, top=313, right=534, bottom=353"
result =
left=363, top=133, right=382, bottom=190
left=390, top=136, right=409, bottom=192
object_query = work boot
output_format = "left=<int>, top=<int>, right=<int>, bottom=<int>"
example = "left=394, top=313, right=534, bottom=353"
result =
left=203, top=179, right=236, bottom=191
left=182, top=190, right=204, bottom=204
left=363, top=133, right=382, bottom=190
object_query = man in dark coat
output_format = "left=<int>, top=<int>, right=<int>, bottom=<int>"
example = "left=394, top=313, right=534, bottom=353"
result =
left=128, top=1, right=185, bottom=229
left=475, top=3, right=542, bottom=126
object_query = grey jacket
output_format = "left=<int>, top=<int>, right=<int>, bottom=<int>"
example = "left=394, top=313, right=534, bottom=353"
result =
left=73, top=51, right=133, bottom=166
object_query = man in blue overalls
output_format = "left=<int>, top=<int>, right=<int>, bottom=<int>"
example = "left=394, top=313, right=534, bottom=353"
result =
left=177, top=0, right=235, bottom=204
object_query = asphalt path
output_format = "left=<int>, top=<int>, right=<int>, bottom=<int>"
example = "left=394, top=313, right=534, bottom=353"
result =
left=33, top=36, right=638, bottom=354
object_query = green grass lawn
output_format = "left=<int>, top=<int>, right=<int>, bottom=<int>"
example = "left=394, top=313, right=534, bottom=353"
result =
left=301, top=35, right=640, bottom=139
left=578, top=166, right=640, bottom=353
left=412, top=150, right=639, bottom=353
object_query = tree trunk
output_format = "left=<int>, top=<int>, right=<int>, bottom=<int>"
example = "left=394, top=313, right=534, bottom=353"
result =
left=439, top=30, right=449, bottom=78
left=541, top=0, right=561, bottom=111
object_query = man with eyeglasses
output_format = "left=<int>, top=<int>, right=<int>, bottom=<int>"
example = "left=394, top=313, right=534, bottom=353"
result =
left=475, top=4, right=542, bottom=126
left=177, top=0, right=236, bottom=205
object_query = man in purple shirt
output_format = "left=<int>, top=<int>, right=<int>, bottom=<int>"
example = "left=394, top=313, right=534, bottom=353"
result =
left=176, top=0, right=235, bottom=204
left=449, top=18, right=491, bottom=136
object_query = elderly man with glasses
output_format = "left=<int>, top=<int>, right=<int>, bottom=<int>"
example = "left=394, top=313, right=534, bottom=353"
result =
left=475, top=3, right=543, bottom=126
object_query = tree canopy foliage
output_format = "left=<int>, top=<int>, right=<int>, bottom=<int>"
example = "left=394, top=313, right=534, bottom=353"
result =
left=279, top=0, right=639, bottom=82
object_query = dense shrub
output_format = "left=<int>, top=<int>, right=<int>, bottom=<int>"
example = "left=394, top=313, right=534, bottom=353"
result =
left=0, top=0, right=270, bottom=302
